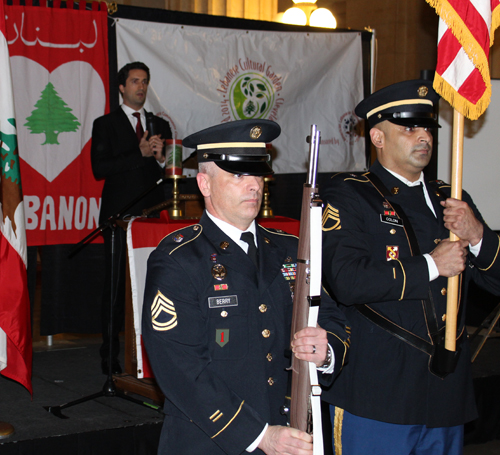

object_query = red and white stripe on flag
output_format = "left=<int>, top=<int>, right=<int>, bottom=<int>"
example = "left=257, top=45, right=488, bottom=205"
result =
left=426, top=0, right=500, bottom=120
left=0, top=0, right=32, bottom=395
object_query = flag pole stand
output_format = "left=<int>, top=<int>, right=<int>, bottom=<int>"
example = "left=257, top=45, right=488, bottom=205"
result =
left=445, top=109, right=464, bottom=351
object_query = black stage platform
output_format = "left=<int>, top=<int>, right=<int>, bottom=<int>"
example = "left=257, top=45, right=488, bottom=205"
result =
left=0, top=332, right=499, bottom=455
left=0, top=336, right=163, bottom=455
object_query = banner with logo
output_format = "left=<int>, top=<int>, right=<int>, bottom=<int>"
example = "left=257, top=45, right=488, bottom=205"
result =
left=5, top=2, right=108, bottom=245
left=116, top=19, right=365, bottom=174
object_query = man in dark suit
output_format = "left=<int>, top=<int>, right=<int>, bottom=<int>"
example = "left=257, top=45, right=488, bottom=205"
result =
left=91, top=61, right=172, bottom=374
left=320, top=79, right=500, bottom=454
left=142, top=119, right=350, bottom=454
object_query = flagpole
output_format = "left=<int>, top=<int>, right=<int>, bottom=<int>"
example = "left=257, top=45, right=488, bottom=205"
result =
left=445, top=109, right=464, bottom=351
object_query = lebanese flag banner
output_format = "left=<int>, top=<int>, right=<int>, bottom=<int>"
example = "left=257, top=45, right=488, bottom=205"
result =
left=4, top=1, right=108, bottom=245
left=0, top=0, right=32, bottom=394
left=426, top=0, right=500, bottom=120
left=116, top=19, right=365, bottom=174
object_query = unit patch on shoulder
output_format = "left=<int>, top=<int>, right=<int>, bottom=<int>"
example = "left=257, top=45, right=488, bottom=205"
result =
left=322, top=203, right=341, bottom=231
left=151, top=291, right=178, bottom=332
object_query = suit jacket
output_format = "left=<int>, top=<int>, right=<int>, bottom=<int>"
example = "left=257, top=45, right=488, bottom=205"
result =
left=91, top=107, right=172, bottom=224
left=142, top=213, right=349, bottom=455
left=320, top=160, right=500, bottom=427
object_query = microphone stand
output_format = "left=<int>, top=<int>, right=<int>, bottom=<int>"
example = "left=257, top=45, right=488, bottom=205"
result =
left=44, top=176, right=171, bottom=419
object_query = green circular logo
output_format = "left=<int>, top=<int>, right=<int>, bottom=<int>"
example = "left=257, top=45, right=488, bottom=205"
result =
left=229, top=73, right=275, bottom=120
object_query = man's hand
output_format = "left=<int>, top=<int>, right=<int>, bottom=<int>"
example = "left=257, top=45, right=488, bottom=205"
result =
left=291, top=326, right=329, bottom=368
left=139, top=131, right=153, bottom=157
left=258, top=425, right=313, bottom=455
left=430, top=238, right=469, bottom=277
left=148, top=133, right=166, bottom=164
left=441, top=198, right=483, bottom=246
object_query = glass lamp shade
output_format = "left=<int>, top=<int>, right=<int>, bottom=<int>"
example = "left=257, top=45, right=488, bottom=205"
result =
left=309, top=8, right=337, bottom=28
left=282, top=7, right=308, bottom=26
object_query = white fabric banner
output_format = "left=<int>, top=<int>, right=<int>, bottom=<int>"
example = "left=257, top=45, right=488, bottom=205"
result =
left=116, top=19, right=366, bottom=174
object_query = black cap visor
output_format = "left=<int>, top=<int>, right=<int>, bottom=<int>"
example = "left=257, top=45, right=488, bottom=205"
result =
left=198, top=149, right=273, bottom=176
left=370, top=111, right=441, bottom=129
left=216, top=160, right=274, bottom=176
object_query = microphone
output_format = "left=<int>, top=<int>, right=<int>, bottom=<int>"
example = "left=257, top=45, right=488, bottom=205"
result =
left=145, top=112, right=158, bottom=137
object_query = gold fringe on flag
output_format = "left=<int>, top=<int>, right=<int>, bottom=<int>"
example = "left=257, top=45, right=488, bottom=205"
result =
left=433, top=72, right=492, bottom=121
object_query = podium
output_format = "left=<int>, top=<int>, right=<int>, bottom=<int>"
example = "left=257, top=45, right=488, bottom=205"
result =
left=114, top=210, right=300, bottom=402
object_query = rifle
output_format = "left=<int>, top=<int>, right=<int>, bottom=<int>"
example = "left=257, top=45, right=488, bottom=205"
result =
left=289, top=125, right=324, bottom=454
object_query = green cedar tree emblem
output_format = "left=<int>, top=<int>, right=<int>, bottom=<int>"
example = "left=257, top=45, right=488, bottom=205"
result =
left=24, top=82, right=81, bottom=145
left=0, top=118, right=21, bottom=185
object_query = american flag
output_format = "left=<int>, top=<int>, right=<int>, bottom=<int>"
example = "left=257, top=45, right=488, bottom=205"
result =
left=427, top=0, right=500, bottom=120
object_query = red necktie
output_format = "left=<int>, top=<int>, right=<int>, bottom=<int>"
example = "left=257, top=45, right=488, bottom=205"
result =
left=132, top=112, right=144, bottom=141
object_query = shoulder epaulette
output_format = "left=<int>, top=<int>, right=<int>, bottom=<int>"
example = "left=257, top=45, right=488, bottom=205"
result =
left=342, top=171, right=370, bottom=183
left=429, top=179, right=450, bottom=188
left=259, top=225, right=297, bottom=239
left=156, top=224, right=203, bottom=255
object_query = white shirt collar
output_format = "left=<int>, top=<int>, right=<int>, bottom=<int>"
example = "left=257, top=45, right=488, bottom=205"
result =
left=383, top=167, right=425, bottom=187
left=205, top=210, right=257, bottom=250
left=121, top=103, right=145, bottom=117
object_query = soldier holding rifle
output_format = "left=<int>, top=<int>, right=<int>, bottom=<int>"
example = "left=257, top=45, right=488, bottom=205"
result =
left=142, top=120, right=349, bottom=455
left=320, top=79, right=500, bottom=455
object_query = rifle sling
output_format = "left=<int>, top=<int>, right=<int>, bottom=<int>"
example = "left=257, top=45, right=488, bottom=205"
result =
left=355, top=172, right=444, bottom=356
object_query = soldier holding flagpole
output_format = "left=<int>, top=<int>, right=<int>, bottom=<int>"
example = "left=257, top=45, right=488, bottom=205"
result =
left=319, top=78, right=500, bottom=455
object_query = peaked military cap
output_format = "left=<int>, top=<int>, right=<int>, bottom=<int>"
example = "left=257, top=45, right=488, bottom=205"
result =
left=355, top=79, right=441, bottom=129
left=182, top=119, right=280, bottom=176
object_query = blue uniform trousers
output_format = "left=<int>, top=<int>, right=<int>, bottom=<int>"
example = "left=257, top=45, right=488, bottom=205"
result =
left=331, top=406, right=464, bottom=455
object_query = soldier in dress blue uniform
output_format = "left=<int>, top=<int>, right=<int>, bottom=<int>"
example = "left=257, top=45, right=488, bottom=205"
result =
left=142, top=119, right=349, bottom=455
left=319, top=79, right=500, bottom=455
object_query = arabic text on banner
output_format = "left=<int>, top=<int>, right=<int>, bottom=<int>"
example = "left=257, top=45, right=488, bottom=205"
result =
left=5, top=3, right=108, bottom=245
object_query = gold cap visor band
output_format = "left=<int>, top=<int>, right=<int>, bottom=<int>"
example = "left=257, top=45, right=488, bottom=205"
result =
left=367, top=99, right=433, bottom=119
left=198, top=142, right=265, bottom=150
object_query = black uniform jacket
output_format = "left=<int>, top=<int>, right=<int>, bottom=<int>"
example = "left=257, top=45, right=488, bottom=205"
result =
left=142, top=213, right=349, bottom=455
left=319, top=160, right=500, bottom=427
left=91, top=107, right=172, bottom=224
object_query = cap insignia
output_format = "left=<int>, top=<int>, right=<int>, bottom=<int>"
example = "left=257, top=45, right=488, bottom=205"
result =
left=418, top=86, right=429, bottom=97
left=250, top=126, right=262, bottom=139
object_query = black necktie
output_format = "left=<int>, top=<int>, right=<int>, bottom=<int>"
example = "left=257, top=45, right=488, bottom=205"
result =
left=240, top=232, right=258, bottom=268
left=410, top=182, right=426, bottom=200
left=132, top=112, right=144, bottom=141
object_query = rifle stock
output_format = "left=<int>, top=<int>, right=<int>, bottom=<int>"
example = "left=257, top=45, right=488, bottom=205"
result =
left=289, top=125, right=324, bottom=453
